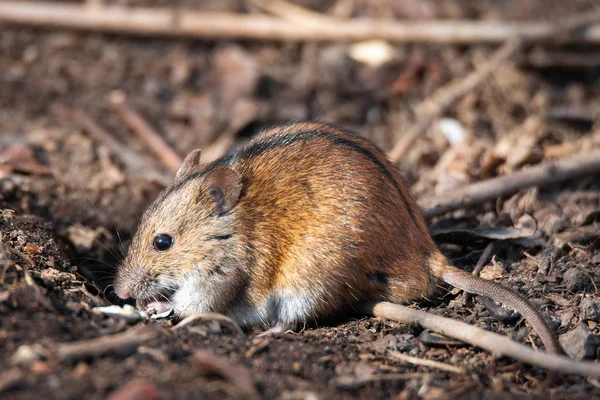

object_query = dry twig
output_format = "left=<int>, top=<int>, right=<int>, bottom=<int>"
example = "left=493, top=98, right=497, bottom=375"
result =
left=55, top=325, right=157, bottom=362
left=543, top=131, right=600, bottom=159
left=0, top=2, right=599, bottom=44
left=110, top=92, right=183, bottom=174
left=523, top=50, right=600, bottom=68
left=419, top=149, right=600, bottom=218
left=0, top=369, right=25, bottom=394
left=362, top=301, right=600, bottom=377
left=388, top=350, right=465, bottom=374
left=250, top=0, right=339, bottom=26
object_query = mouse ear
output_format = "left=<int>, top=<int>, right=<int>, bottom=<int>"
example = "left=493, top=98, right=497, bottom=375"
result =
left=205, top=167, right=242, bottom=216
left=176, top=149, right=202, bottom=179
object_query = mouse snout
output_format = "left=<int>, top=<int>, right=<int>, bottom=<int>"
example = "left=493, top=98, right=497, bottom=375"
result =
left=114, top=267, right=154, bottom=299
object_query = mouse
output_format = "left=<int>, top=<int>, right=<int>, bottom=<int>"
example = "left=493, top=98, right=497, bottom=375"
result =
left=114, top=122, right=600, bottom=377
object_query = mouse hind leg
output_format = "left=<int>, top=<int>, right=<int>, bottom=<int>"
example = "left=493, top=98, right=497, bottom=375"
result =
left=380, top=262, right=438, bottom=304
left=264, top=286, right=328, bottom=330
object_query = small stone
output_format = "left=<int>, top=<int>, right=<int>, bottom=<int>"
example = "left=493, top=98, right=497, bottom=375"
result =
left=581, top=297, right=600, bottom=322
left=559, top=322, right=600, bottom=360
left=562, top=267, right=587, bottom=292
left=11, top=344, right=43, bottom=365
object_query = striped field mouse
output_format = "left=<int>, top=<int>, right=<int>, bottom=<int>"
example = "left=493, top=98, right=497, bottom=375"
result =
left=114, top=122, right=600, bottom=377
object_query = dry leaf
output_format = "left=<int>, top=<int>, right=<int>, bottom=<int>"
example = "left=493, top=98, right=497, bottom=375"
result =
left=0, top=143, right=51, bottom=175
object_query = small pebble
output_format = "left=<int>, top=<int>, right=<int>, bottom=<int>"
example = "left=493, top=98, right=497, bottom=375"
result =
left=562, top=267, right=587, bottom=292
left=11, top=345, right=43, bottom=365
left=559, top=322, right=600, bottom=360
left=581, top=297, right=600, bottom=322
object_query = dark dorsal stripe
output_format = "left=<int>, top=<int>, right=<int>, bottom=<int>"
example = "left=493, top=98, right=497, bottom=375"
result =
left=152, top=124, right=417, bottom=222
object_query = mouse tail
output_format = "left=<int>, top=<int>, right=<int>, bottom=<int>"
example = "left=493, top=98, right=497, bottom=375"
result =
left=440, top=264, right=561, bottom=355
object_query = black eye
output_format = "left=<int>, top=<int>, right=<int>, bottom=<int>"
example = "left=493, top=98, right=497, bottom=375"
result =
left=153, top=234, right=173, bottom=252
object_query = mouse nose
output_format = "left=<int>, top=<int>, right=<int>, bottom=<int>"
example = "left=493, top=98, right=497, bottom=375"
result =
left=114, top=268, right=153, bottom=299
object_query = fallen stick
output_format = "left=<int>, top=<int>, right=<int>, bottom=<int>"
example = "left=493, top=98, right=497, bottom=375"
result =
left=55, top=325, right=157, bottom=362
left=387, top=10, right=600, bottom=163
left=388, top=350, right=465, bottom=374
left=522, top=50, right=600, bottom=68
left=110, top=92, right=183, bottom=174
left=250, top=0, right=340, bottom=26
left=419, top=149, right=600, bottom=218
left=363, top=301, right=600, bottom=377
left=0, top=2, right=599, bottom=44
left=0, top=369, right=25, bottom=394
left=11, top=325, right=158, bottom=365
left=542, top=130, right=600, bottom=159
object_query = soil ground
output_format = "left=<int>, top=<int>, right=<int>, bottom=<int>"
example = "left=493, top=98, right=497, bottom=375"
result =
left=1, top=1, right=600, bottom=399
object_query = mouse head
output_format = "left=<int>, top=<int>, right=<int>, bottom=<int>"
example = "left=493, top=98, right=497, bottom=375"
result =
left=114, top=149, right=246, bottom=317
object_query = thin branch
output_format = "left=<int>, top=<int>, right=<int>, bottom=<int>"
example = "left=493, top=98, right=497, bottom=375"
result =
left=250, top=0, right=340, bottom=26
left=0, top=369, right=25, bottom=393
left=471, top=242, right=495, bottom=277
left=523, top=50, right=600, bottom=68
left=419, top=149, right=600, bottom=218
left=388, top=350, right=465, bottom=374
left=55, top=325, right=157, bottom=362
left=543, top=130, right=600, bottom=159
left=0, top=2, right=599, bottom=44
left=110, top=92, right=183, bottom=174
left=362, top=301, right=600, bottom=377
left=387, top=10, right=600, bottom=163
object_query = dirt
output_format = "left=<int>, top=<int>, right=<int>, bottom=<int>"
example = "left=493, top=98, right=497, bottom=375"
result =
left=1, top=0, right=600, bottom=399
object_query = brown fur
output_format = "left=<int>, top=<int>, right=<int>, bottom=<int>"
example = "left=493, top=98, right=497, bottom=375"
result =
left=114, top=121, right=556, bottom=354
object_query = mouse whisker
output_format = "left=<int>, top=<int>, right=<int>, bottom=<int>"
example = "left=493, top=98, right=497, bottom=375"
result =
left=78, top=184, right=129, bottom=260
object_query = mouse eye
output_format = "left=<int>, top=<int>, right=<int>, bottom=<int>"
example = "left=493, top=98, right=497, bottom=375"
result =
left=153, top=234, right=174, bottom=252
